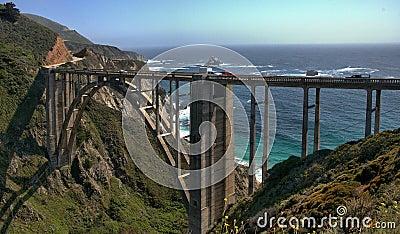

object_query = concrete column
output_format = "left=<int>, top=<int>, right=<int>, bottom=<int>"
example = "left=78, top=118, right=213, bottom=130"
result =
left=175, top=81, right=180, bottom=172
left=62, top=73, right=67, bottom=122
left=189, top=74, right=210, bottom=234
left=262, top=86, right=269, bottom=184
left=55, top=73, right=64, bottom=157
left=138, top=77, right=142, bottom=107
left=169, top=80, right=174, bottom=133
left=188, top=75, right=235, bottom=234
left=155, top=82, right=160, bottom=135
left=224, top=84, right=235, bottom=205
left=248, top=86, right=256, bottom=195
left=374, top=90, right=381, bottom=135
left=313, top=88, right=321, bottom=153
left=365, top=89, right=373, bottom=137
left=45, top=68, right=58, bottom=168
left=302, top=87, right=309, bottom=158
left=77, top=74, right=81, bottom=95
left=152, top=76, right=155, bottom=105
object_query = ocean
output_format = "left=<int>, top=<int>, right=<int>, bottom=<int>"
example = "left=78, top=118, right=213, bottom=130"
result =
left=130, top=44, right=400, bottom=180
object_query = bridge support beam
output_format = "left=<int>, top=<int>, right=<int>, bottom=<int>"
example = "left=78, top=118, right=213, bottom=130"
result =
left=248, top=86, right=256, bottom=195
left=301, top=87, right=309, bottom=158
left=313, top=88, right=321, bottom=153
left=44, top=69, right=58, bottom=168
left=262, top=86, right=270, bottom=184
left=174, top=81, right=181, bottom=172
left=374, top=90, right=381, bottom=135
left=189, top=75, right=235, bottom=234
left=155, top=82, right=160, bottom=135
left=365, top=89, right=373, bottom=137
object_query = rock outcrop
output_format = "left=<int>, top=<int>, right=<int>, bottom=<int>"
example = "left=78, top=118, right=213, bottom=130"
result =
left=44, top=36, right=73, bottom=65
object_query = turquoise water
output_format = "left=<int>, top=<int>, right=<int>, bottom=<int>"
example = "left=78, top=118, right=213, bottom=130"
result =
left=134, top=44, right=400, bottom=179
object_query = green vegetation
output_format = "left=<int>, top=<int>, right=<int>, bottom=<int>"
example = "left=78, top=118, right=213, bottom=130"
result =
left=0, top=2, right=20, bottom=23
left=1, top=5, right=187, bottom=232
left=222, top=129, right=400, bottom=233
left=3, top=100, right=187, bottom=233
left=0, top=8, right=56, bottom=133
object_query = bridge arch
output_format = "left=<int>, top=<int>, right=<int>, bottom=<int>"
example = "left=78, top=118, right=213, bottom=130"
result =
left=44, top=68, right=142, bottom=168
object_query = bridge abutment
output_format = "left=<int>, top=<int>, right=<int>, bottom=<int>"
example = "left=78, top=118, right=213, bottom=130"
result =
left=189, top=75, right=235, bottom=234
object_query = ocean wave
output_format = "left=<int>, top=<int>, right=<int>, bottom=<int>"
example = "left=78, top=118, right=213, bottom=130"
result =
left=225, top=65, right=258, bottom=68
left=147, top=59, right=161, bottom=64
left=149, top=66, right=164, bottom=71
left=235, top=160, right=262, bottom=182
left=336, top=67, right=369, bottom=73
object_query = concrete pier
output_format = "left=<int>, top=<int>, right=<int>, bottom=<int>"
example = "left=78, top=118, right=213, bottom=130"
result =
left=155, top=82, right=160, bottom=135
left=374, top=90, right=381, bottom=135
left=262, top=86, right=270, bottom=184
left=248, top=86, right=256, bottom=195
left=302, top=88, right=309, bottom=158
left=365, top=89, right=373, bottom=137
left=188, top=75, right=235, bottom=234
left=313, top=88, right=321, bottom=153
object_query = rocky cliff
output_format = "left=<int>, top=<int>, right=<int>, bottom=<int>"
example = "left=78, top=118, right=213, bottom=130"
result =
left=65, top=41, right=144, bottom=61
left=44, top=36, right=73, bottom=66
left=218, top=130, right=400, bottom=233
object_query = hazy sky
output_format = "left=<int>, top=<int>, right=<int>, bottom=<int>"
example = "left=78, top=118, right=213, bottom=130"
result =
left=7, top=0, right=400, bottom=48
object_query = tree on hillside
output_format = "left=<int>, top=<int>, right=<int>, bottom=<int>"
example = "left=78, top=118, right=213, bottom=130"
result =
left=0, top=2, right=20, bottom=23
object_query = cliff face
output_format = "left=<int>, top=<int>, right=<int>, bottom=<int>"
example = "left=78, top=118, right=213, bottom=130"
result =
left=222, top=130, right=400, bottom=233
left=44, top=36, right=73, bottom=65
left=65, top=41, right=145, bottom=61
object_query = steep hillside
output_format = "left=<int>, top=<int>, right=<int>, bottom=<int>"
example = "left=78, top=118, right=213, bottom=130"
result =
left=24, top=13, right=144, bottom=61
left=65, top=41, right=144, bottom=61
left=220, top=130, right=400, bottom=233
left=0, top=10, right=56, bottom=133
left=23, top=13, right=93, bottom=45
left=0, top=4, right=188, bottom=233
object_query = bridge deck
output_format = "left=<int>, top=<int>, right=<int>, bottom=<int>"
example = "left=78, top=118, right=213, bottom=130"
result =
left=54, top=69, right=400, bottom=90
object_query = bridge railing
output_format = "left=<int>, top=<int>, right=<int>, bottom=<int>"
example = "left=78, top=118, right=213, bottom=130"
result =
left=52, top=68, right=400, bottom=88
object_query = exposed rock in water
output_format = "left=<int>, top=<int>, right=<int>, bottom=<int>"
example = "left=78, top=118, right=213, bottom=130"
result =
left=306, top=69, right=319, bottom=76
left=205, top=56, right=222, bottom=66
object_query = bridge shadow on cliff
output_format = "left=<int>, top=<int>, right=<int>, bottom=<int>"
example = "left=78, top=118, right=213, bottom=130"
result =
left=0, top=71, right=52, bottom=233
